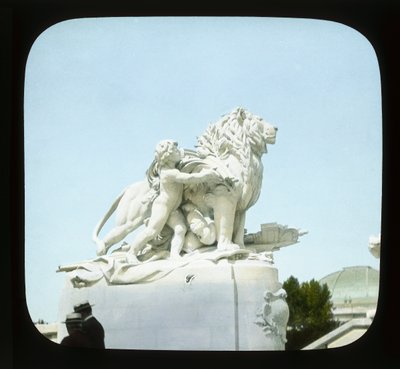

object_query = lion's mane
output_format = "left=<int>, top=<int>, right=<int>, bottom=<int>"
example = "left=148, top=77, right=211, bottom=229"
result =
left=196, top=107, right=268, bottom=160
left=181, top=107, right=274, bottom=213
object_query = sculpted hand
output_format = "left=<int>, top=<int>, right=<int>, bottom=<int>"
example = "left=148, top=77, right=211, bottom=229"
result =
left=201, top=168, right=225, bottom=182
left=202, top=169, right=238, bottom=189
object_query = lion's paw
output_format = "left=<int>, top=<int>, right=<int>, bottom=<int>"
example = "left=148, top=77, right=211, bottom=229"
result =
left=217, top=242, right=241, bottom=252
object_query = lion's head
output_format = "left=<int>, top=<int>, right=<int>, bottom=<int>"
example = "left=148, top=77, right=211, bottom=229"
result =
left=196, top=107, right=277, bottom=160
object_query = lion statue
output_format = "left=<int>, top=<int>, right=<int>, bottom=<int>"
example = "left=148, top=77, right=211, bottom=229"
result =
left=92, top=107, right=277, bottom=256
left=178, top=107, right=277, bottom=250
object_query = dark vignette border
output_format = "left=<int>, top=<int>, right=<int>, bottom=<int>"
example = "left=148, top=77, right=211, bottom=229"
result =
left=5, top=0, right=399, bottom=368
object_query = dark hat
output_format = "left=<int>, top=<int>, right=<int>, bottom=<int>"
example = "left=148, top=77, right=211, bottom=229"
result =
left=62, top=312, right=83, bottom=324
left=73, top=300, right=94, bottom=312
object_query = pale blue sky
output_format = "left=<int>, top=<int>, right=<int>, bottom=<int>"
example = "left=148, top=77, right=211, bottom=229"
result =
left=24, top=17, right=382, bottom=323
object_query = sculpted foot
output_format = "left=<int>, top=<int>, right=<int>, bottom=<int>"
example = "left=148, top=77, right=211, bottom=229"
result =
left=120, top=241, right=130, bottom=251
left=126, top=253, right=141, bottom=265
left=96, top=241, right=107, bottom=256
left=170, top=253, right=183, bottom=260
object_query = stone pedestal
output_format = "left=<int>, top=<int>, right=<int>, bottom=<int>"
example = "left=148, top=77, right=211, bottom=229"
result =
left=57, top=258, right=288, bottom=350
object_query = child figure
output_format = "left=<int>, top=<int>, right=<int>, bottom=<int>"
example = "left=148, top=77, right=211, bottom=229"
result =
left=181, top=201, right=217, bottom=253
left=126, top=139, right=225, bottom=264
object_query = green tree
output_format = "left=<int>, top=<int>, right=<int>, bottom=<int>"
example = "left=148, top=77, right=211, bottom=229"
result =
left=283, top=276, right=339, bottom=350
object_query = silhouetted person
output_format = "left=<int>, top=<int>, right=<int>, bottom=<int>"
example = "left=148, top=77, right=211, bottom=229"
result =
left=74, top=300, right=105, bottom=348
left=60, top=313, right=94, bottom=347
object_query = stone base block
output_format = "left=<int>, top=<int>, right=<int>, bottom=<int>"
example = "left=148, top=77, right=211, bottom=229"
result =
left=57, top=259, right=288, bottom=350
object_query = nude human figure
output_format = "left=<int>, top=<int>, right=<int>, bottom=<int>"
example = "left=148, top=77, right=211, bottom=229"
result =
left=126, top=140, right=226, bottom=264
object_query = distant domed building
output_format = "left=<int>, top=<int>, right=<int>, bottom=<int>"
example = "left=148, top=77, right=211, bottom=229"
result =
left=303, top=235, right=381, bottom=349
left=320, top=265, right=379, bottom=323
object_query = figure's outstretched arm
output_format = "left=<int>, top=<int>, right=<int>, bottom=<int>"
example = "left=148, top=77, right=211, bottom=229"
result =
left=164, top=168, right=229, bottom=185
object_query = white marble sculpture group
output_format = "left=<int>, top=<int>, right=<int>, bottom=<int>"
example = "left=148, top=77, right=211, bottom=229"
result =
left=58, top=107, right=307, bottom=287
left=93, top=107, right=277, bottom=260
left=57, top=107, right=308, bottom=350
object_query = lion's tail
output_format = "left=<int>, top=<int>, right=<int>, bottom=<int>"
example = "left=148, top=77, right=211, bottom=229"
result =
left=92, top=189, right=126, bottom=248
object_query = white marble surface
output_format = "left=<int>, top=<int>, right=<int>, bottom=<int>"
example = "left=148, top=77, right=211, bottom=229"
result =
left=57, top=259, right=287, bottom=350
